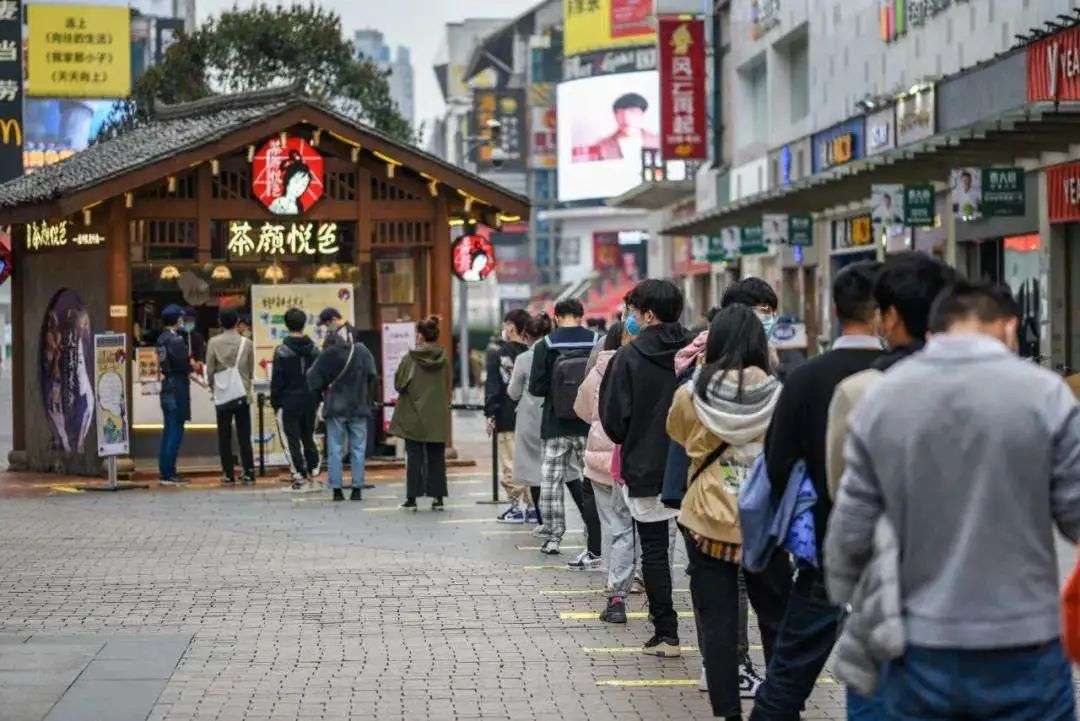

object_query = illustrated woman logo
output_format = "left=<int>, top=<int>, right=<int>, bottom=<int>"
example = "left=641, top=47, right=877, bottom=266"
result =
left=268, top=150, right=314, bottom=216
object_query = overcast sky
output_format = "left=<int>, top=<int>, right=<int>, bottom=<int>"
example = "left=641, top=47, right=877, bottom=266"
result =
left=195, top=0, right=540, bottom=134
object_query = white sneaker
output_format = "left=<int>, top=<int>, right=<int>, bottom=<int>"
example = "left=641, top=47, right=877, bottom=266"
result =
left=567, top=550, right=602, bottom=571
left=698, top=666, right=707, bottom=692
left=540, top=539, right=560, bottom=555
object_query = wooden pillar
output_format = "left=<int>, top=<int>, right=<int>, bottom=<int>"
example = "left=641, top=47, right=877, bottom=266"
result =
left=10, top=222, right=24, bottom=454
left=106, top=199, right=130, bottom=334
left=431, top=196, right=453, bottom=447
left=196, top=164, right=211, bottom=263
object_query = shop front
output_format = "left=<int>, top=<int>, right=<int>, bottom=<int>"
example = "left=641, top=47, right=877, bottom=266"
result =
left=0, top=87, right=529, bottom=475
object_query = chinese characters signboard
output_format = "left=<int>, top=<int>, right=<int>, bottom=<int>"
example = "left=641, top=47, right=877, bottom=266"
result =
left=659, top=17, right=705, bottom=160
left=251, top=135, right=325, bottom=215
left=27, top=4, right=130, bottom=98
left=788, top=214, right=813, bottom=246
left=1028, top=24, right=1080, bottom=101
left=26, top=220, right=104, bottom=251
left=1047, top=160, right=1080, bottom=223
left=812, top=117, right=865, bottom=173
left=94, top=332, right=129, bottom=457
left=0, top=0, right=21, bottom=182
left=895, top=85, right=934, bottom=146
left=904, top=184, right=935, bottom=226
left=740, top=226, right=767, bottom=255
left=750, top=0, right=781, bottom=40
left=473, top=89, right=524, bottom=171
left=227, top=221, right=340, bottom=258
left=564, top=0, right=656, bottom=57
left=980, top=167, right=1025, bottom=217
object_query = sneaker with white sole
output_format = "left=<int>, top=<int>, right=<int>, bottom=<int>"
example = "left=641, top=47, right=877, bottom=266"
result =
left=496, top=506, right=526, bottom=524
left=739, top=658, right=764, bottom=699
left=540, top=539, right=560, bottom=555
left=698, top=665, right=708, bottom=692
left=642, top=634, right=681, bottom=658
left=524, top=508, right=540, bottom=524
left=567, top=550, right=602, bottom=570
left=630, top=575, right=645, bottom=594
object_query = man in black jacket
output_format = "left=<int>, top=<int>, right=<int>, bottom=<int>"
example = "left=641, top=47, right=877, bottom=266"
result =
left=600, top=279, right=690, bottom=658
left=486, top=308, right=533, bottom=522
left=529, top=298, right=597, bottom=555
left=271, top=308, right=321, bottom=492
left=750, top=262, right=884, bottom=721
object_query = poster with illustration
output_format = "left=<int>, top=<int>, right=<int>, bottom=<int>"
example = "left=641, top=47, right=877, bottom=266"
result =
left=94, top=333, right=129, bottom=457
left=381, top=322, right=416, bottom=433
left=251, top=135, right=325, bottom=215
left=950, top=167, right=982, bottom=221
left=39, top=289, right=95, bottom=453
left=250, top=283, right=355, bottom=383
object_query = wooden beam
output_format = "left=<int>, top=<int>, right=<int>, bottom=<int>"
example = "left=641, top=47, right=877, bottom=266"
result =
left=105, top=199, right=131, bottom=340
left=196, top=164, right=212, bottom=263
left=10, top=222, right=24, bottom=454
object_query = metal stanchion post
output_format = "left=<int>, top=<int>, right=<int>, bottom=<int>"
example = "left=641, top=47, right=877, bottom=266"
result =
left=257, top=392, right=266, bottom=477
left=475, top=414, right=501, bottom=506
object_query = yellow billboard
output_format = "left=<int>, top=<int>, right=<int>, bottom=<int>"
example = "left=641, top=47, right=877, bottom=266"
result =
left=27, top=4, right=131, bottom=98
left=564, top=0, right=656, bottom=57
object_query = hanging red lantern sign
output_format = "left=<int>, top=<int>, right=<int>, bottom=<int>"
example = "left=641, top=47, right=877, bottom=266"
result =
left=251, top=135, right=325, bottom=215
left=452, top=233, right=496, bottom=281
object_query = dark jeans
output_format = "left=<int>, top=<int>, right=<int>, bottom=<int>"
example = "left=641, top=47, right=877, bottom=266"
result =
left=281, top=405, right=319, bottom=477
left=684, top=531, right=792, bottom=717
left=215, top=400, right=254, bottom=479
left=568, top=479, right=602, bottom=557
left=881, top=642, right=1075, bottom=720
left=158, top=395, right=187, bottom=479
left=405, top=440, right=447, bottom=500
left=846, top=689, right=884, bottom=720
left=636, top=517, right=678, bottom=639
left=750, top=567, right=842, bottom=721
left=530, top=486, right=543, bottom=524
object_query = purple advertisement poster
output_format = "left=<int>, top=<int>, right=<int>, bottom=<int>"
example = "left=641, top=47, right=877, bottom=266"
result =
left=39, top=289, right=95, bottom=452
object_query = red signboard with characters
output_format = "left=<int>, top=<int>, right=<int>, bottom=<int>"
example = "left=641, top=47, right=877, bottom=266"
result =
left=1028, top=25, right=1080, bottom=102
left=452, top=233, right=496, bottom=282
left=1046, top=160, right=1080, bottom=223
left=251, top=136, right=325, bottom=215
left=611, top=0, right=654, bottom=39
left=660, top=16, right=706, bottom=160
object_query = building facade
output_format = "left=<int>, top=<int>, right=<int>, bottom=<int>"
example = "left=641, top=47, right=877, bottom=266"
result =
left=354, top=29, right=416, bottom=124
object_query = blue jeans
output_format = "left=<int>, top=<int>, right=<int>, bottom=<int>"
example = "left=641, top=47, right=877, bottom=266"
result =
left=326, top=416, right=367, bottom=489
left=881, top=641, right=1075, bottom=721
left=847, top=689, right=884, bottom=720
left=158, top=394, right=187, bottom=479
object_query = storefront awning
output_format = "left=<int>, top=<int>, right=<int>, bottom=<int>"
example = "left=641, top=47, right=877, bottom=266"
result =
left=662, top=101, right=1080, bottom=235
left=608, top=179, right=695, bottom=211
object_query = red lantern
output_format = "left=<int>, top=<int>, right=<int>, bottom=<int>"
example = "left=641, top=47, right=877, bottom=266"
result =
left=251, top=136, right=325, bottom=215
left=452, top=233, right=496, bottom=281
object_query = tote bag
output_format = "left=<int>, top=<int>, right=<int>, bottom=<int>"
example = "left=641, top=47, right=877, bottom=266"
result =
left=213, top=337, right=249, bottom=407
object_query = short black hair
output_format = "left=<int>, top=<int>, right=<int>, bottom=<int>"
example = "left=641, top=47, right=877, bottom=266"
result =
left=874, top=253, right=956, bottom=340
left=284, top=308, right=307, bottom=333
left=834, top=261, right=881, bottom=325
left=613, top=93, right=648, bottom=112
left=928, top=280, right=1019, bottom=333
left=624, top=278, right=684, bottom=323
left=526, top=312, right=552, bottom=339
left=604, top=321, right=625, bottom=351
left=722, top=277, right=778, bottom=312
left=503, top=308, right=530, bottom=336
left=705, top=306, right=722, bottom=322
left=554, top=298, right=585, bottom=318
left=219, top=308, right=239, bottom=330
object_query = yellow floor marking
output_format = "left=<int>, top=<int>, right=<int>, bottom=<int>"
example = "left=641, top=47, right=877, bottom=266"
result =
left=542, top=588, right=689, bottom=596
left=517, top=545, right=584, bottom=551
left=50, top=485, right=84, bottom=494
left=584, top=646, right=699, bottom=654
left=439, top=518, right=498, bottom=525
left=559, top=610, right=694, bottom=620
left=364, top=503, right=472, bottom=512
left=596, top=675, right=835, bottom=688
left=482, top=529, right=583, bottom=536
left=523, top=564, right=570, bottom=570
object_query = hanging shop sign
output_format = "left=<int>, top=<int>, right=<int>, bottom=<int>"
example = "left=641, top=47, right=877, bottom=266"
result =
left=0, top=0, right=22, bottom=182
left=866, top=106, right=895, bottom=156
left=563, top=0, right=656, bottom=57
left=871, top=184, right=905, bottom=240
left=452, top=232, right=496, bottom=281
left=949, top=167, right=981, bottom=221
left=226, top=221, right=339, bottom=257
left=895, top=84, right=935, bottom=147
left=26, top=220, right=104, bottom=251
left=528, top=82, right=557, bottom=169
left=562, top=45, right=657, bottom=80
left=473, top=89, right=525, bottom=171
left=27, top=4, right=131, bottom=98
left=980, top=167, right=1025, bottom=217
left=762, top=214, right=788, bottom=245
left=1028, top=24, right=1080, bottom=102
left=1046, top=160, right=1080, bottom=223
left=251, top=135, right=325, bottom=215
left=714, top=227, right=741, bottom=261
left=812, top=117, right=865, bottom=173
left=740, top=226, right=767, bottom=255
left=659, top=16, right=706, bottom=160
left=904, top=184, right=935, bottom=226
left=788, top=214, right=812, bottom=246
left=93, top=332, right=129, bottom=457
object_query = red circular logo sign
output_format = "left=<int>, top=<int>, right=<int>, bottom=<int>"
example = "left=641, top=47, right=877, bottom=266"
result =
left=251, top=136, right=325, bottom=215
left=452, top=233, right=496, bottom=281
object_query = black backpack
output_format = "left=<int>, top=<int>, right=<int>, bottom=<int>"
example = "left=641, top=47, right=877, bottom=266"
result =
left=548, top=334, right=596, bottom=420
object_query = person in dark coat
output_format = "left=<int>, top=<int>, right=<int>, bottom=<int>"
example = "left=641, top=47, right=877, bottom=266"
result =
left=486, top=308, right=532, bottom=522
left=157, top=304, right=192, bottom=485
left=271, top=307, right=321, bottom=491
left=391, top=316, right=451, bottom=510
left=599, top=279, right=690, bottom=658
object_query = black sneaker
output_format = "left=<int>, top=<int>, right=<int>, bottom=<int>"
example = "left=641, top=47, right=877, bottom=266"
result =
left=350, top=488, right=362, bottom=501
left=332, top=488, right=345, bottom=502
left=400, top=498, right=417, bottom=510
left=600, top=597, right=627, bottom=624
left=431, top=497, right=444, bottom=511
left=159, top=476, right=189, bottom=486
left=642, top=634, right=681, bottom=658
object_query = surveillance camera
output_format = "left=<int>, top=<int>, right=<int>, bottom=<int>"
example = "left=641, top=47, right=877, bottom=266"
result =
left=490, top=146, right=507, bottom=169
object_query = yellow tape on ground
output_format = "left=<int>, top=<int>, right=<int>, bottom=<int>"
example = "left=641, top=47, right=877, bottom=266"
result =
left=50, top=485, right=84, bottom=494
left=596, top=675, right=836, bottom=687
left=542, top=588, right=689, bottom=596
left=483, top=529, right=583, bottom=536
left=517, top=545, right=584, bottom=551
left=559, top=610, right=694, bottom=620
left=583, top=646, right=700, bottom=654
left=522, top=564, right=570, bottom=570
left=364, top=504, right=473, bottom=512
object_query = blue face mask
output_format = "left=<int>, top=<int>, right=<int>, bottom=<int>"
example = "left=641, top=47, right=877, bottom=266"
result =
left=625, top=313, right=642, bottom=337
left=756, top=312, right=777, bottom=339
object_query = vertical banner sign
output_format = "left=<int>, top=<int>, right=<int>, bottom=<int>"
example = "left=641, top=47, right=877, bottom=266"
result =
left=94, top=332, right=129, bottom=457
left=659, top=16, right=706, bottom=160
left=740, top=226, right=767, bottom=255
left=381, top=322, right=416, bottom=433
left=788, top=214, right=813, bottom=246
left=473, top=89, right=525, bottom=171
left=1027, top=24, right=1080, bottom=102
left=980, top=167, right=1025, bottom=217
left=904, top=184, right=935, bottom=226
left=0, top=0, right=22, bottom=182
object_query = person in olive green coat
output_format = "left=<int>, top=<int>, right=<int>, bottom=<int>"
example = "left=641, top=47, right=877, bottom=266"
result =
left=390, top=316, right=450, bottom=510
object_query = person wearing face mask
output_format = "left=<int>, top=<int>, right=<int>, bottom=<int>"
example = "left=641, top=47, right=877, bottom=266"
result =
left=180, top=307, right=207, bottom=365
left=486, top=309, right=534, bottom=522
left=826, top=281, right=1080, bottom=721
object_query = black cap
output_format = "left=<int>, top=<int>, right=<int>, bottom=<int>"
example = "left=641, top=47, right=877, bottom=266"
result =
left=317, top=307, right=342, bottom=326
left=161, top=304, right=185, bottom=326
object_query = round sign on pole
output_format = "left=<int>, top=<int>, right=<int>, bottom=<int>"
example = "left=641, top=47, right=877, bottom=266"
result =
left=251, top=136, right=325, bottom=215
left=452, top=233, right=496, bottom=281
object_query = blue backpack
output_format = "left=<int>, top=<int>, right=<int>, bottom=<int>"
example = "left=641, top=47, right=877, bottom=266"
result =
left=739, top=455, right=817, bottom=573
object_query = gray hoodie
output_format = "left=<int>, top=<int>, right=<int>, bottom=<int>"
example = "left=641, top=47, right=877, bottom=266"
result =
left=828, top=333, right=1080, bottom=649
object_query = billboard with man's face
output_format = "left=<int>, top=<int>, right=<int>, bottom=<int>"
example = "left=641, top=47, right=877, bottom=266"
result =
left=557, top=70, right=660, bottom=201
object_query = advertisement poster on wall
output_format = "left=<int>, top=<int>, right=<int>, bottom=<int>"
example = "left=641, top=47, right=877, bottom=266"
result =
left=381, top=322, right=416, bottom=433
left=250, top=283, right=354, bottom=384
left=557, top=70, right=660, bottom=201
left=950, top=167, right=982, bottom=221
left=659, top=16, right=705, bottom=160
left=94, top=332, right=129, bottom=457
left=762, top=214, right=788, bottom=245
left=473, top=89, right=525, bottom=171
left=528, top=83, right=557, bottom=169
left=27, top=4, right=132, bottom=98
left=563, top=0, right=656, bottom=57
left=23, top=98, right=117, bottom=172
left=39, top=288, right=94, bottom=453
left=871, top=184, right=906, bottom=241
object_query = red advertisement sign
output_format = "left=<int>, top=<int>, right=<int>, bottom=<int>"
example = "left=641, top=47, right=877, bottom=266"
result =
left=611, top=0, right=653, bottom=39
left=659, top=16, right=706, bottom=160
left=251, top=135, right=325, bottom=215
left=1028, top=25, right=1080, bottom=101
left=452, top=233, right=496, bottom=281
left=1046, top=160, right=1080, bottom=223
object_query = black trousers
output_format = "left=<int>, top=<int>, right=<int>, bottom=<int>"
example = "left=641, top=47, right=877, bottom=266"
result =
left=684, top=530, right=792, bottom=717
left=405, top=440, right=447, bottom=500
left=568, top=479, right=602, bottom=557
left=281, top=405, right=319, bottom=477
left=636, top=517, right=678, bottom=639
left=216, top=400, right=254, bottom=479
left=529, top=486, right=543, bottom=524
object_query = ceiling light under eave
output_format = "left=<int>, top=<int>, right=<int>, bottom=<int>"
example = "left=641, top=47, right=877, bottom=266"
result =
left=159, top=265, right=181, bottom=280
left=263, top=262, right=286, bottom=283
left=211, top=264, right=232, bottom=281
left=314, top=263, right=341, bottom=281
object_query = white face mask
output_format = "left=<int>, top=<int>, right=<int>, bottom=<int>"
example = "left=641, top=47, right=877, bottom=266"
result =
left=501, top=328, right=510, bottom=343
left=756, top=311, right=777, bottom=339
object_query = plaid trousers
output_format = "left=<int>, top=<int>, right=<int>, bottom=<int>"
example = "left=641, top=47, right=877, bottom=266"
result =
left=540, top=436, right=586, bottom=542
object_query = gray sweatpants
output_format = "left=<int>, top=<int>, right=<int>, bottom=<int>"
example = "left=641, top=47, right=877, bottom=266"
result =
left=593, top=482, right=638, bottom=597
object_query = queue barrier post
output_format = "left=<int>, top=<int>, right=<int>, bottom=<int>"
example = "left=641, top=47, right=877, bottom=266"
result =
left=256, top=392, right=266, bottom=477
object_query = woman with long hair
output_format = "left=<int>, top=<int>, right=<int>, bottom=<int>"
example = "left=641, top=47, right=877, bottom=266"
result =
left=666, top=304, right=792, bottom=720
left=506, top=312, right=552, bottom=524
left=391, top=316, right=451, bottom=510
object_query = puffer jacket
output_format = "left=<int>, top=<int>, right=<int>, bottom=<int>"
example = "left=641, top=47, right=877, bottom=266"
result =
left=573, top=349, right=616, bottom=485
left=666, top=365, right=781, bottom=547
left=825, top=515, right=904, bottom=695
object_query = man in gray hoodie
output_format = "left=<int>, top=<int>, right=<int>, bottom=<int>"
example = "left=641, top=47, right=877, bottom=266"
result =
left=828, top=280, right=1080, bottom=720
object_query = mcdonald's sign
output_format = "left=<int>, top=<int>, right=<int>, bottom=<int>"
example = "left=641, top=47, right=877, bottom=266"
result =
left=0, top=117, right=21, bottom=145
left=0, top=0, right=21, bottom=181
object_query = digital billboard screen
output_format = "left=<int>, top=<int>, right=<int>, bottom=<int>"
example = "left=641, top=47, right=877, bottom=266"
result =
left=556, top=70, right=659, bottom=202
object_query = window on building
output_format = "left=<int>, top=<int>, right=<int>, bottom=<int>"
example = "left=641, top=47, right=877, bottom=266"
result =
left=988, top=0, right=994, bottom=23
left=748, top=60, right=768, bottom=143
left=915, top=34, right=921, bottom=59
left=790, top=34, right=809, bottom=123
